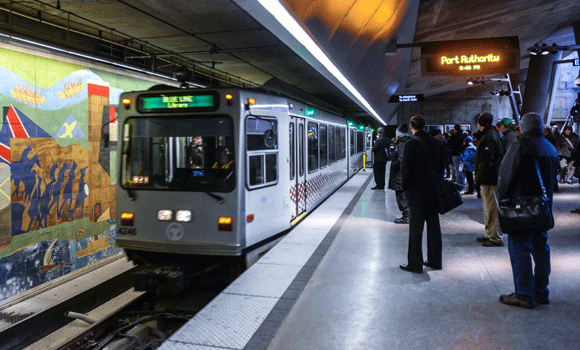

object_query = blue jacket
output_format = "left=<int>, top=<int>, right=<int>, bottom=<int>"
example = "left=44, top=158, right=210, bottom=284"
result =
left=460, top=144, right=476, bottom=172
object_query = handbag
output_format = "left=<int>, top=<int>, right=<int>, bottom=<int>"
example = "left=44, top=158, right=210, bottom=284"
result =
left=497, top=141, right=554, bottom=234
left=416, top=137, right=463, bottom=214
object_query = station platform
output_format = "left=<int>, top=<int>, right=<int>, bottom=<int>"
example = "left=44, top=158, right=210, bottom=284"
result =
left=159, top=170, right=580, bottom=350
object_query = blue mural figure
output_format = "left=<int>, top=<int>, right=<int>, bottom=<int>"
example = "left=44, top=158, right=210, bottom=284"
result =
left=10, top=203, right=26, bottom=236
left=70, top=166, right=88, bottom=219
left=49, top=162, right=68, bottom=220
left=26, top=175, right=43, bottom=232
left=11, top=146, right=39, bottom=200
left=38, top=161, right=58, bottom=228
left=60, top=162, right=77, bottom=220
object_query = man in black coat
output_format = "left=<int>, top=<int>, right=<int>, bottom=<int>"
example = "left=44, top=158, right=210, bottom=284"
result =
left=569, top=98, right=580, bottom=135
left=371, top=127, right=390, bottom=190
left=399, top=115, right=444, bottom=273
left=496, top=112, right=559, bottom=309
left=388, top=123, right=411, bottom=223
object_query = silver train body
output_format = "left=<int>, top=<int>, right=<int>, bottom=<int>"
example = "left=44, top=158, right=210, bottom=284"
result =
left=115, top=87, right=367, bottom=268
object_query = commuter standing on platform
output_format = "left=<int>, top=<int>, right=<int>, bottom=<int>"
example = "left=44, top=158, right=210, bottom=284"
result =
left=449, top=124, right=466, bottom=188
left=497, top=112, right=559, bottom=309
left=569, top=99, right=580, bottom=135
left=371, top=127, right=390, bottom=190
left=399, top=115, right=443, bottom=273
left=474, top=112, right=505, bottom=247
left=388, top=123, right=412, bottom=224
left=498, top=118, right=518, bottom=151
left=460, top=136, right=476, bottom=195
left=555, top=125, right=578, bottom=184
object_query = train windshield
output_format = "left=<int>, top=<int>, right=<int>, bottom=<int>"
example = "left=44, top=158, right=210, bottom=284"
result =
left=121, top=116, right=235, bottom=192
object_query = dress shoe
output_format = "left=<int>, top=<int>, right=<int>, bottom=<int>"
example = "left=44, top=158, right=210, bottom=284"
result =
left=371, top=186, right=384, bottom=190
left=399, top=264, right=422, bottom=273
left=499, top=293, right=535, bottom=309
left=534, top=295, right=549, bottom=305
left=463, top=191, right=475, bottom=195
left=423, top=260, right=442, bottom=270
left=476, top=236, right=489, bottom=243
left=482, top=240, right=504, bottom=247
left=394, top=217, right=409, bottom=224
left=571, top=208, right=580, bottom=214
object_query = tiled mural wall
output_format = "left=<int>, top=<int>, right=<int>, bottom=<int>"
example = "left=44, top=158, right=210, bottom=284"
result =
left=0, top=46, right=159, bottom=301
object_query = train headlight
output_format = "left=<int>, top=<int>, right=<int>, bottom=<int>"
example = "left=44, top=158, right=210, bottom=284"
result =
left=176, top=210, right=192, bottom=222
left=218, top=216, right=233, bottom=231
left=157, top=210, right=173, bottom=221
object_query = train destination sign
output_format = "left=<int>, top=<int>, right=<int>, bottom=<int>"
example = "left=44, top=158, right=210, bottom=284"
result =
left=388, top=94, right=424, bottom=103
left=421, top=36, right=520, bottom=76
left=137, top=92, right=219, bottom=112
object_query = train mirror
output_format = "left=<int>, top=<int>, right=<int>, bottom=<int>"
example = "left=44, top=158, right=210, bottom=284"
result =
left=263, top=129, right=276, bottom=148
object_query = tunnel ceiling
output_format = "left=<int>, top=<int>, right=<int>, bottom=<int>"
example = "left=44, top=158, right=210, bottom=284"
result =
left=0, top=0, right=579, bottom=127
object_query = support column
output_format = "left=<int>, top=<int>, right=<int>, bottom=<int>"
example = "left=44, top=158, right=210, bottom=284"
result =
left=521, top=52, right=561, bottom=119
left=574, top=20, right=580, bottom=100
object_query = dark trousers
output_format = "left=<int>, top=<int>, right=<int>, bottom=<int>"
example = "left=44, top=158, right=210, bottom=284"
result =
left=465, top=171, right=474, bottom=192
left=508, top=232, right=550, bottom=302
left=395, top=190, right=409, bottom=218
left=407, top=203, right=442, bottom=269
left=373, top=161, right=386, bottom=188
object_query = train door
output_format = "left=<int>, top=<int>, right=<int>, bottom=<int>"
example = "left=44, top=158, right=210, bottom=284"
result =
left=290, top=117, right=306, bottom=218
left=349, top=126, right=356, bottom=176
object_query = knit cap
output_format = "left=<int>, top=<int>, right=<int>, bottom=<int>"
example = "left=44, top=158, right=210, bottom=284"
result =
left=520, top=113, right=544, bottom=133
left=396, top=123, right=409, bottom=137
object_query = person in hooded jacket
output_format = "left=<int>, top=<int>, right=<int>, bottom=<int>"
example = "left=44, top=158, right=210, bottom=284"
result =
left=556, top=125, right=579, bottom=184
left=388, top=123, right=412, bottom=223
left=497, top=118, right=518, bottom=151
left=460, top=136, right=477, bottom=194
left=496, top=112, right=559, bottom=309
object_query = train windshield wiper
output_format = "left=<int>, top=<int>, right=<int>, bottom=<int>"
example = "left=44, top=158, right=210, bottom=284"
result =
left=205, top=191, right=224, bottom=204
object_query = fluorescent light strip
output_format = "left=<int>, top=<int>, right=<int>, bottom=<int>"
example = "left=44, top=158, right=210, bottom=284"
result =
left=257, top=0, right=386, bottom=125
left=1, top=33, right=206, bottom=88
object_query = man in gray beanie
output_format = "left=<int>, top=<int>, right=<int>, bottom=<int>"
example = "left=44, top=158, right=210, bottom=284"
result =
left=496, top=112, right=559, bottom=309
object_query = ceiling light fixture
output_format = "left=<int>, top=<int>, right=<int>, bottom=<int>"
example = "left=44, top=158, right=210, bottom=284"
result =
left=527, top=43, right=580, bottom=56
left=256, top=0, right=386, bottom=125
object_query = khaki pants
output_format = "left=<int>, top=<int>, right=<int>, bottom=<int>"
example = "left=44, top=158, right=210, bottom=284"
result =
left=481, top=184, right=502, bottom=242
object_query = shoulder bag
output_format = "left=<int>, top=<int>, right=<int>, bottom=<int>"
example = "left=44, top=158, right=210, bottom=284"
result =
left=416, top=137, right=463, bottom=214
left=497, top=140, right=554, bottom=234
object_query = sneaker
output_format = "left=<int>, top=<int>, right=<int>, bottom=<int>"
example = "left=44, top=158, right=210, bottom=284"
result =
left=499, top=293, right=535, bottom=309
left=394, top=217, right=409, bottom=224
left=534, top=295, right=549, bottom=305
left=482, top=240, right=504, bottom=247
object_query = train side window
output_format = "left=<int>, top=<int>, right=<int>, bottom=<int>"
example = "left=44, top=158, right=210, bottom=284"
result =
left=357, top=131, right=364, bottom=153
left=320, top=124, right=327, bottom=168
left=299, top=123, right=304, bottom=177
left=328, top=125, right=335, bottom=164
left=289, top=123, right=295, bottom=180
left=340, top=127, right=346, bottom=159
left=246, top=116, right=278, bottom=189
left=308, top=122, right=318, bottom=173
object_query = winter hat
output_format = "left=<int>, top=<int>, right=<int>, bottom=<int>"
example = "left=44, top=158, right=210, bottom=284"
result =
left=464, top=136, right=473, bottom=144
left=520, top=113, right=544, bottom=133
left=396, top=123, right=409, bottom=137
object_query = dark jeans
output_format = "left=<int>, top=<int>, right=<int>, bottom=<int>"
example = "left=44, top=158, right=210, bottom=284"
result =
left=373, top=161, right=386, bottom=188
left=407, top=203, right=442, bottom=269
left=465, top=171, right=474, bottom=192
left=507, top=232, right=550, bottom=302
left=395, top=191, right=409, bottom=218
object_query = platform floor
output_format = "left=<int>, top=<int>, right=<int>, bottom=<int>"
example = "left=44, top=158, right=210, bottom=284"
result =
left=161, top=171, right=580, bottom=350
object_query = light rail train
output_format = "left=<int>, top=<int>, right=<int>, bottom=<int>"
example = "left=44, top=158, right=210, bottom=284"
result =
left=114, top=81, right=369, bottom=285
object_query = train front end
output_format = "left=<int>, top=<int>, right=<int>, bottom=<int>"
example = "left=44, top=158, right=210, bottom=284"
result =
left=115, top=89, right=244, bottom=278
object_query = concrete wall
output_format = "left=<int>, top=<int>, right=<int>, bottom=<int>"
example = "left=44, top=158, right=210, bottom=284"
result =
left=396, top=83, right=514, bottom=131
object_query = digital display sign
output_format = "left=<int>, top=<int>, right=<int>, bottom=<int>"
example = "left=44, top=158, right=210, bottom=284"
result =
left=421, top=37, right=520, bottom=76
left=137, top=91, right=219, bottom=112
left=388, top=94, right=424, bottom=103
